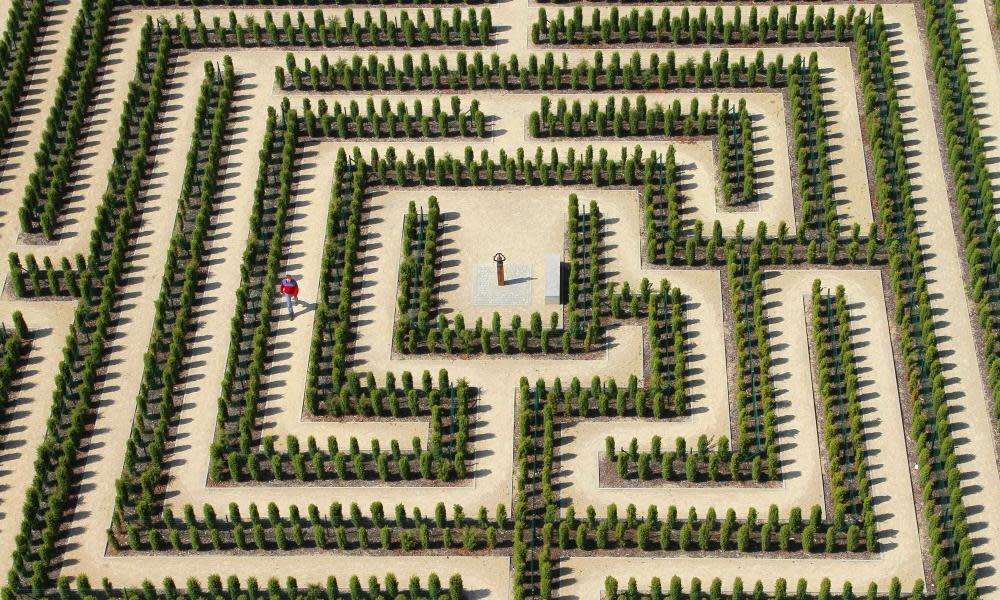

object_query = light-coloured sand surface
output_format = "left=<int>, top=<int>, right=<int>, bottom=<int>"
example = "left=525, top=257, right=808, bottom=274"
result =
left=0, top=1, right=994, bottom=597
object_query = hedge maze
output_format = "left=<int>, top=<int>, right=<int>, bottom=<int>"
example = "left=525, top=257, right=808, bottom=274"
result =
left=0, top=0, right=998, bottom=599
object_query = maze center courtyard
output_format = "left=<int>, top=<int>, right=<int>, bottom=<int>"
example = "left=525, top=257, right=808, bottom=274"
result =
left=0, top=0, right=998, bottom=599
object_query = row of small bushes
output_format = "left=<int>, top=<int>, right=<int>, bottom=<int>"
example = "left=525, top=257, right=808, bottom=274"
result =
left=397, top=196, right=441, bottom=329
left=114, top=58, right=237, bottom=548
left=312, top=369, right=460, bottom=418
left=54, top=573, right=463, bottom=600
left=513, top=376, right=550, bottom=600
left=0, top=312, right=29, bottom=419
left=130, top=0, right=483, bottom=4
left=529, top=373, right=679, bottom=419
left=0, top=0, right=45, bottom=150
left=113, top=499, right=505, bottom=554
left=530, top=95, right=718, bottom=138
left=277, top=49, right=787, bottom=92
left=644, top=146, right=680, bottom=262
left=602, top=575, right=921, bottom=600
left=718, top=99, right=755, bottom=205
left=567, top=194, right=602, bottom=338
left=3, top=18, right=170, bottom=598
left=692, top=220, right=880, bottom=269
left=138, top=0, right=481, bottom=5
left=555, top=501, right=870, bottom=553
left=532, top=5, right=854, bottom=46
left=17, top=0, right=114, bottom=239
left=606, top=434, right=768, bottom=484
left=301, top=94, right=486, bottom=138
left=177, top=7, right=492, bottom=49
left=729, top=241, right=779, bottom=473
left=7, top=252, right=85, bottom=298
left=397, top=305, right=580, bottom=355
left=791, top=54, right=840, bottom=242
left=304, top=148, right=361, bottom=413
left=811, top=281, right=875, bottom=538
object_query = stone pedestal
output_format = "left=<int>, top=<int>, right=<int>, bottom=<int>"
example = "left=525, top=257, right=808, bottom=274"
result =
left=472, top=263, right=530, bottom=306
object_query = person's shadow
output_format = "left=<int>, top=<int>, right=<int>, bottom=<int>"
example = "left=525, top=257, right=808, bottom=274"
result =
left=291, top=299, right=318, bottom=319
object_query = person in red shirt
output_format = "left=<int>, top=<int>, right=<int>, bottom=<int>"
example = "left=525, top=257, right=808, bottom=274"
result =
left=278, top=274, right=299, bottom=319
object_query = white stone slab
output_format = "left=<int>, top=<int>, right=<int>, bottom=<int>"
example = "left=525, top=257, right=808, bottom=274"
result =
left=544, top=254, right=561, bottom=304
left=472, top=263, right=531, bottom=306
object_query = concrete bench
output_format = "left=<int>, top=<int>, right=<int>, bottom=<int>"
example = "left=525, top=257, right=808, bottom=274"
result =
left=545, top=254, right=562, bottom=304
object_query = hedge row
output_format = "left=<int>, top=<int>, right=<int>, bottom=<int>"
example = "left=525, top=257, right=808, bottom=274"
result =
left=555, top=501, right=870, bottom=554
left=0, top=312, right=29, bottom=418
left=567, top=194, right=602, bottom=341
left=401, top=309, right=575, bottom=356
left=0, top=0, right=46, bottom=150
left=112, top=57, right=237, bottom=550
left=602, top=575, right=921, bottom=600
left=129, top=0, right=484, bottom=4
left=529, top=95, right=721, bottom=139
left=397, top=196, right=441, bottom=330
left=176, top=7, right=492, bottom=49
left=532, top=5, right=853, bottom=46
left=17, top=0, right=113, bottom=239
left=310, top=369, right=463, bottom=419
left=277, top=49, right=788, bottom=92
left=301, top=95, right=486, bottom=139
left=608, top=434, right=755, bottom=484
left=728, top=240, right=778, bottom=473
left=112, top=499, right=506, bottom=554
left=2, top=18, right=170, bottom=598
left=791, top=54, right=840, bottom=244
left=7, top=252, right=85, bottom=298
left=54, top=573, right=463, bottom=600
left=303, top=148, right=361, bottom=412
left=513, top=377, right=547, bottom=600
left=717, top=99, right=755, bottom=206
left=811, top=280, right=874, bottom=537
left=128, top=0, right=486, bottom=5
left=531, top=372, right=682, bottom=420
